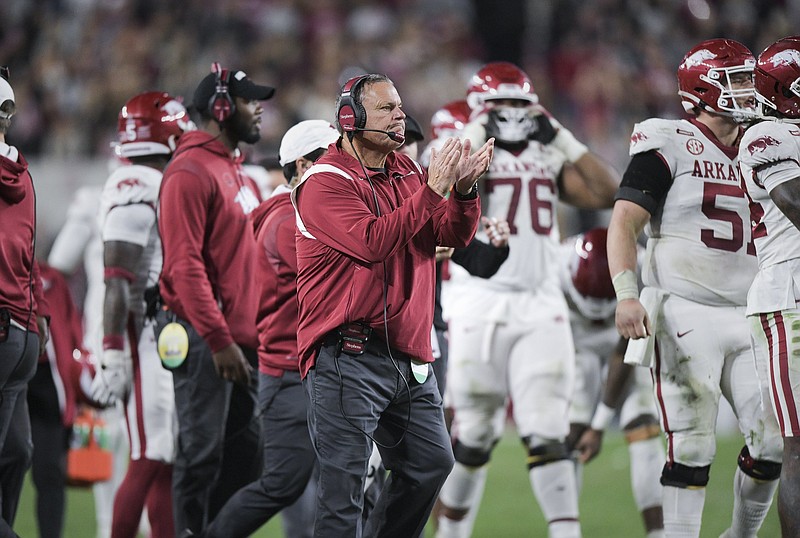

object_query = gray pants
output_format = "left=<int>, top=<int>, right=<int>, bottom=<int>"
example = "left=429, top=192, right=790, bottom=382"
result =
left=0, top=325, right=38, bottom=538
left=304, top=336, right=454, bottom=538
left=154, top=312, right=261, bottom=535
left=205, top=370, right=316, bottom=538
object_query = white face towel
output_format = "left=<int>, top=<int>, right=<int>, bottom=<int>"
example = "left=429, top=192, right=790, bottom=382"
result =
left=623, top=287, right=669, bottom=368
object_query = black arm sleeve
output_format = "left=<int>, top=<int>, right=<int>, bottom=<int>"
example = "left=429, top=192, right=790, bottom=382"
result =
left=451, top=239, right=510, bottom=279
left=614, top=150, right=673, bottom=214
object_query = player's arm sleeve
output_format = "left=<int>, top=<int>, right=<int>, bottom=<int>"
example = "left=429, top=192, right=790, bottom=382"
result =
left=48, top=188, right=99, bottom=274
left=614, top=150, right=673, bottom=215
left=102, top=203, right=156, bottom=246
left=451, top=239, right=509, bottom=278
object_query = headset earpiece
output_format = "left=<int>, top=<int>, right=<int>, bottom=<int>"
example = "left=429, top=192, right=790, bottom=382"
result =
left=337, top=75, right=368, bottom=133
left=209, top=62, right=235, bottom=123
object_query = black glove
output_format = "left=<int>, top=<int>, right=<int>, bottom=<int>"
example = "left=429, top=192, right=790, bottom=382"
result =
left=529, top=113, right=557, bottom=144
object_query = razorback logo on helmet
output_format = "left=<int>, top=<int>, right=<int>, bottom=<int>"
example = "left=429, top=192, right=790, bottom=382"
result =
left=117, top=178, right=142, bottom=190
left=747, top=135, right=781, bottom=155
left=681, top=48, right=716, bottom=69
left=630, top=131, right=648, bottom=144
left=768, top=49, right=800, bottom=69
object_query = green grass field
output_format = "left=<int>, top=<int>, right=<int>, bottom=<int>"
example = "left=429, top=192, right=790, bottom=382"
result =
left=14, top=428, right=781, bottom=537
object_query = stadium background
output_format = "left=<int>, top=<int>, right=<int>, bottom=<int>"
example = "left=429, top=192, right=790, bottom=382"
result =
left=2, top=0, right=792, bottom=535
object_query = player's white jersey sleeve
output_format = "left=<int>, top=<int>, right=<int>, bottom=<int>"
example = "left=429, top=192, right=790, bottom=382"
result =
left=48, top=185, right=102, bottom=274
left=630, top=118, right=757, bottom=306
left=98, top=164, right=164, bottom=320
left=740, top=121, right=800, bottom=314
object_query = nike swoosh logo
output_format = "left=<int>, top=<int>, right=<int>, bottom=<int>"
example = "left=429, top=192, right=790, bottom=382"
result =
left=677, top=329, right=694, bottom=338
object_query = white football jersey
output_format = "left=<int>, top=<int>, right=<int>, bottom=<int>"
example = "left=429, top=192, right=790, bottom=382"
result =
left=630, top=118, right=757, bottom=306
left=98, top=164, right=163, bottom=324
left=444, top=142, right=567, bottom=322
left=47, top=185, right=105, bottom=355
left=739, top=120, right=800, bottom=315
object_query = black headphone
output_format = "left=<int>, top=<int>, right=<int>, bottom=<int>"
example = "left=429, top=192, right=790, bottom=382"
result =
left=337, top=75, right=368, bottom=134
left=209, top=62, right=235, bottom=123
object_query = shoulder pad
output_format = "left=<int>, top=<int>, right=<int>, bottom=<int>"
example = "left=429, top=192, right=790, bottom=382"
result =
left=101, top=165, right=162, bottom=208
left=740, top=122, right=796, bottom=170
left=629, top=118, right=681, bottom=156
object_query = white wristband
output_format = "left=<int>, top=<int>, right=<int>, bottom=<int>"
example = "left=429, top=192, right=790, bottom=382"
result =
left=552, top=127, right=588, bottom=163
left=612, top=269, right=639, bottom=302
left=590, top=402, right=616, bottom=431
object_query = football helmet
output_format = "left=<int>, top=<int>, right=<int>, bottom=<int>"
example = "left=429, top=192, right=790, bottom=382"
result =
left=430, top=99, right=471, bottom=140
left=116, top=91, right=194, bottom=158
left=677, top=38, right=757, bottom=122
left=466, top=61, right=538, bottom=110
left=565, top=228, right=616, bottom=321
left=754, top=36, right=800, bottom=121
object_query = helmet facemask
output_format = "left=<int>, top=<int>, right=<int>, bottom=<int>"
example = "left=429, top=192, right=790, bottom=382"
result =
left=701, top=64, right=758, bottom=122
left=485, top=104, right=534, bottom=144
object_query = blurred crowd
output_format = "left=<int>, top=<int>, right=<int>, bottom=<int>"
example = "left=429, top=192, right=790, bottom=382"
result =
left=1, top=0, right=796, bottom=172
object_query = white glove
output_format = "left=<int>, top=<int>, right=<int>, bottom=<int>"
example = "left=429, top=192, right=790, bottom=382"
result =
left=90, top=348, right=131, bottom=406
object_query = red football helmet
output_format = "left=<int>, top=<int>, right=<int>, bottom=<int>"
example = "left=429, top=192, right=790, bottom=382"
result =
left=677, top=38, right=757, bottom=122
left=754, top=36, right=800, bottom=121
left=429, top=100, right=471, bottom=140
left=565, top=228, right=616, bottom=320
left=116, top=91, right=194, bottom=158
left=466, top=61, right=538, bottom=110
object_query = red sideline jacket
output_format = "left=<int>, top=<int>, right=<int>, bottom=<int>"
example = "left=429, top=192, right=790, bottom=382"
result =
left=38, top=263, right=86, bottom=426
left=158, top=131, right=261, bottom=351
left=251, top=185, right=300, bottom=375
left=293, top=142, right=480, bottom=378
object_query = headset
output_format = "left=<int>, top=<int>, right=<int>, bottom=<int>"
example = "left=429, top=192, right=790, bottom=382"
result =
left=209, top=62, right=235, bottom=123
left=337, top=74, right=404, bottom=143
left=337, top=75, right=368, bottom=134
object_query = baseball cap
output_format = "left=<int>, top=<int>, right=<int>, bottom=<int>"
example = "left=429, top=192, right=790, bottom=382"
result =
left=404, top=114, right=424, bottom=142
left=193, top=68, right=275, bottom=113
left=279, top=120, right=340, bottom=166
left=0, top=67, right=15, bottom=119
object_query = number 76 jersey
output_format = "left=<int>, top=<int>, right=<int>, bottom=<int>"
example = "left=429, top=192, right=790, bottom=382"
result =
left=472, top=142, right=568, bottom=293
left=630, top=117, right=757, bottom=306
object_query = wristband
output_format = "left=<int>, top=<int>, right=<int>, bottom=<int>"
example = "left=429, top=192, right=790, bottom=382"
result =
left=612, top=269, right=639, bottom=302
left=453, top=183, right=479, bottom=200
left=104, top=266, right=137, bottom=283
left=102, top=334, right=125, bottom=351
left=552, top=127, right=588, bottom=163
left=590, top=402, right=616, bottom=431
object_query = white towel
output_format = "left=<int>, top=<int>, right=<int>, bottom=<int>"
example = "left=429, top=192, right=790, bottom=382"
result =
left=623, top=287, right=668, bottom=368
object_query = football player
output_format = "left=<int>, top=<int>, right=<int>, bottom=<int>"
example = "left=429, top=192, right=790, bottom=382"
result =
left=608, top=39, right=783, bottom=537
left=90, top=91, right=194, bottom=538
left=437, top=61, right=618, bottom=538
left=738, top=35, right=800, bottom=537
left=560, top=228, right=664, bottom=538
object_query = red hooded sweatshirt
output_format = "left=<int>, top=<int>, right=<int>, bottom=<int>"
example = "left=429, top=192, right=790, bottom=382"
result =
left=158, top=131, right=260, bottom=351
left=292, top=142, right=480, bottom=378
left=0, top=151, right=48, bottom=332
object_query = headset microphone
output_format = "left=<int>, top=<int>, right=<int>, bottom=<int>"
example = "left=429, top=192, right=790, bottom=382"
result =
left=355, top=128, right=405, bottom=144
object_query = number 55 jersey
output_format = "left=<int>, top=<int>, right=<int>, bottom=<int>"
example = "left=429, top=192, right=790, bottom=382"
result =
left=622, top=117, right=757, bottom=306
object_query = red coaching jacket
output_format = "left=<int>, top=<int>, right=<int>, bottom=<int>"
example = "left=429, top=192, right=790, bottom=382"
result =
left=158, top=131, right=261, bottom=351
left=251, top=185, right=300, bottom=376
left=292, top=142, right=480, bottom=378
